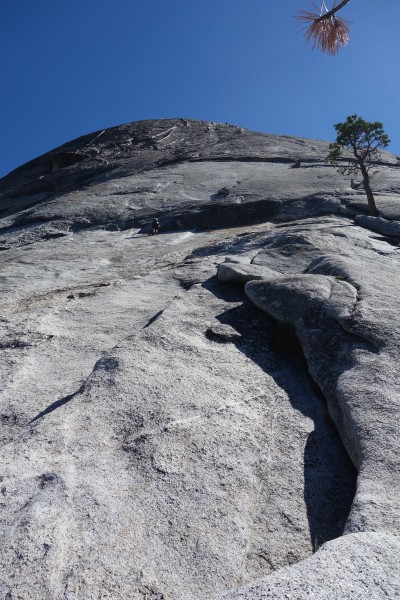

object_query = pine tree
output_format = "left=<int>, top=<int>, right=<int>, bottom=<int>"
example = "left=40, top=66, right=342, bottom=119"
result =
left=326, top=115, right=390, bottom=216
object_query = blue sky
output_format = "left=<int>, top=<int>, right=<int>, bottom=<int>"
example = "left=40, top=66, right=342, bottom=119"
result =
left=1, top=1, right=399, bottom=178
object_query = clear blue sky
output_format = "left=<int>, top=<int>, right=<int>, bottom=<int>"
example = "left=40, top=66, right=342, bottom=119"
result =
left=1, top=1, right=399, bottom=178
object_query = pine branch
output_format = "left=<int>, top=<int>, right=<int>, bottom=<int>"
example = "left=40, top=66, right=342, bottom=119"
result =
left=297, top=1, right=351, bottom=55
left=314, top=0, right=351, bottom=24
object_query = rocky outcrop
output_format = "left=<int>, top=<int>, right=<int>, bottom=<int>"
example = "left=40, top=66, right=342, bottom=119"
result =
left=354, top=213, right=400, bottom=237
left=0, top=120, right=399, bottom=598
left=223, top=533, right=400, bottom=599
left=244, top=217, right=400, bottom=534
left=218, top=257, right=281, bottom=284
left=51, top=152, right=86, bottom=171
left=1, top=119, right=399, bottom=239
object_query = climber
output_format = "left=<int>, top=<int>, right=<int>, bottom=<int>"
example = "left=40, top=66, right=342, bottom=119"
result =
left=152, top=218, right=161, bottom=235
left=290, top=159, right=301, bottom=169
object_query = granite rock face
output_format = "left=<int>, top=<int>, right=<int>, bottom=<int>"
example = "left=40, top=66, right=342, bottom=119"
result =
left=354, top=214, right=400, bottom=237
left=223, top=533, right=400, bottom=600
left=0, top=119, right=400, bottom=599
left=245, top=215, right=400, bottom=536
left=1, top=119, right=399, bottom=242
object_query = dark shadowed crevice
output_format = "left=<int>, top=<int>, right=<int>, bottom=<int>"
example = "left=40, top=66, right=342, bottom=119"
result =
left=29, top=389, right=80, bottom=424
left=51, top=152, right=86, bottom=171
left=202, top=275, right=357, bottom=555
left=143, top=309, right=164, bottom=329
left=29, top=357, right=120, bottom=424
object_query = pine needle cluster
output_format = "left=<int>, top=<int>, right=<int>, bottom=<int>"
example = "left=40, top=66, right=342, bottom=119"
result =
left=297, top=1, right=351, bottom=55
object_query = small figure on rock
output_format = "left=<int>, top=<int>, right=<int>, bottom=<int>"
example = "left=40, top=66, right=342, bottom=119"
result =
left=290, top=159, right=301, bottom=169
left=152, top=218, right=161, bottom=235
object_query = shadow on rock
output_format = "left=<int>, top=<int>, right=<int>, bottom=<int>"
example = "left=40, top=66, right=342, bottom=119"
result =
left=202, top=275, right=357, bottom=549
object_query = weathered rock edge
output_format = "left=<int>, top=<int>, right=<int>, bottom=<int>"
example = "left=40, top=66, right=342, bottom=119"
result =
left=221, top=532, right=400, bottom=599
left=215, top=216, right=400, bottom=598
left=245, top=269, right=400, bottom=538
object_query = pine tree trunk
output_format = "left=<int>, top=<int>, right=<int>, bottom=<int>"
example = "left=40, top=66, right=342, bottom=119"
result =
left=359, top=162, right=378, bottom=216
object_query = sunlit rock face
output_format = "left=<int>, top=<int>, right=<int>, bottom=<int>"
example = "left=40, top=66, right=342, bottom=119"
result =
left=0, top=119, right=399, bottom=599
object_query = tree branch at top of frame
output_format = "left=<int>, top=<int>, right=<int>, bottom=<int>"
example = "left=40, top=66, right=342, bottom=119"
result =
left=297, top=1, right=351, bottom=55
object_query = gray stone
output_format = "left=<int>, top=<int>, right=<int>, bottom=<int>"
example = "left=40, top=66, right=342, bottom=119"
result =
left=245, top=218, right=400, bottom=540
left=222, top=533, right=400, bottom=600
left=1, top=119, right=399, bottom=242
left=355, top=214, right=400, bottom=237
left=0, top=119, right=399, bottom=599
left=205, top=323, right=243, bottom=343
left=218, top=259, right=281, bottom=284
